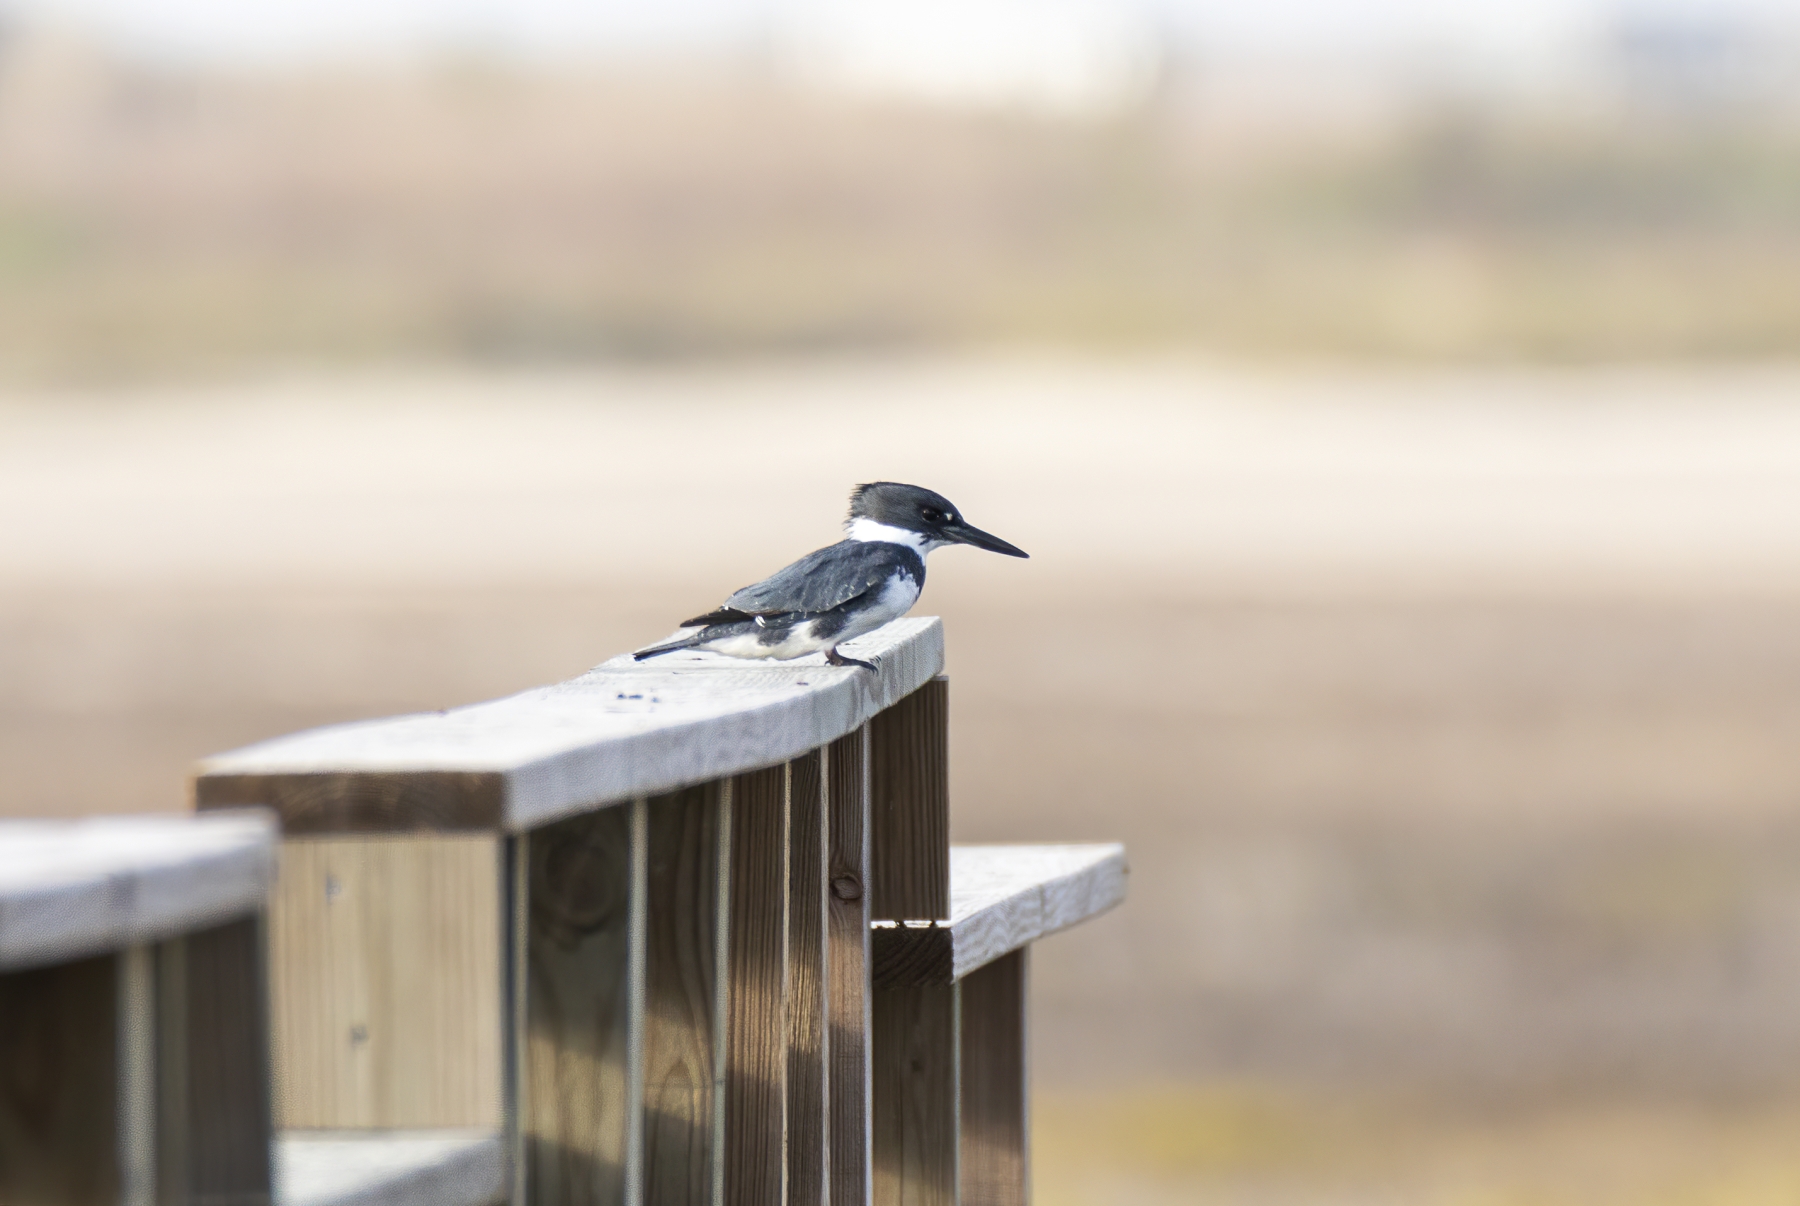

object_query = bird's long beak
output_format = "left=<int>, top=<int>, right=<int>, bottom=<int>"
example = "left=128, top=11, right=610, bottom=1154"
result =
left=947, top=520, right=1029, bottom=558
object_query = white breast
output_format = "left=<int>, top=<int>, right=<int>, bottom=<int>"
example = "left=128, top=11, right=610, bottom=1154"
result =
left=834, top=568, right=921, bottom=643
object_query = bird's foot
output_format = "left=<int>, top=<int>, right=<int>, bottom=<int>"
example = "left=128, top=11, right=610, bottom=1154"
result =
left=826, top=647, right=877, bottom=672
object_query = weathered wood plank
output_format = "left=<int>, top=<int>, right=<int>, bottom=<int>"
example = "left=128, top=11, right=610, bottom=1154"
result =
left=725, top=765, right=789, bottom=1206
left=958, top=950, right=1027, bottom=1206
left=524, top=806, right=637, bottom=1206
left=786, top=750, right=828, bottom=1206
left=869, top=677, right=949, bottom=923
left=276, top=1128, right=505, bottom=1206
left=826, top=727, right=872, bottom=1206
left=0, top=952, right=119, bottom=1206
left=270, top=837, right=503, bottom=1129
left=197, top=617, right=946, bottom=834
left=184, top=915, right=275, bottom=1206
left=642, top=784, right=722, bottom=1206
left=872, top=844, right=1128, bottom=989
left=0, top=814, right=274, bottom=972
left=870, top=983, right=958, bottom=1206
left=119, top=944, right=156, bottom=1206
left=156, top=937, right=191, bottom=1206
left=505, top=834, right=530, bottom=1206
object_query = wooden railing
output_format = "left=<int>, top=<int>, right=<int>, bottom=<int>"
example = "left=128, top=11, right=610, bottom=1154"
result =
left=0, top=813, right=277, bottom=1206
left=5, top=616, right=1125, bottom=1206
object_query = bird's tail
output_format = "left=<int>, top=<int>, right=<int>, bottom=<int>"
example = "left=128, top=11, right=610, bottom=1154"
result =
left=633, top=633, right=704, bottom=661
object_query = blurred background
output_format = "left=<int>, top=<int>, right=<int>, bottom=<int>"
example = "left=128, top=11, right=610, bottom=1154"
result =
left=6, top=0, right=1800, bottom=1202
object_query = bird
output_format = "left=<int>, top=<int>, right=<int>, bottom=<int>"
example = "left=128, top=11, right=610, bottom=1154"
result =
left=633, top=482, right=1028, bottom=671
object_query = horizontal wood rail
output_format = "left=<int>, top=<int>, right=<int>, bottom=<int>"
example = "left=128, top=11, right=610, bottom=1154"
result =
left=196, top=617, right=945, bottom=834
left=180, top=615, right=1126, bottom=1206
left=0, top=813, right=274, bottom=972
left=871, top=845, right=1127, bottom=989
left=0, top=814, right=277, bottom=1206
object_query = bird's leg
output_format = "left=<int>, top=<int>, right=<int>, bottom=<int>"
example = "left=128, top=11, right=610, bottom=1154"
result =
left=826, top=646, right=877, bottom=672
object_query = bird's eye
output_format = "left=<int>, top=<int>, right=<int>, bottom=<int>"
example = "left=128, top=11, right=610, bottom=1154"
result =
left=922, top=508, right=943, bottom=523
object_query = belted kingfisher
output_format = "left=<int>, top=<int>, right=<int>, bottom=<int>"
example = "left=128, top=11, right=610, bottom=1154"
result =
left=634, top=482, right=1028, bottom=671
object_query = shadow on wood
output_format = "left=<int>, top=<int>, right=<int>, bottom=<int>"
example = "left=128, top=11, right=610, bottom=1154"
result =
left=527, top=807, right=634, bottom=1206
left=644, top=785, right=722, bottom=1206
left=0, top=953, right=118, bottom=1206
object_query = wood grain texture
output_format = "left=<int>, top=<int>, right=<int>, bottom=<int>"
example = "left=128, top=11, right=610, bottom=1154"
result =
left=868, top=928, right=953, bottom=990
left=958, top=950, right=1027, bottom=1206
left=869, top=677, right=949, bottom=923
left=871, top=982, right=957, bottom=1206
left=0, top=952, right=119, bottom=1206
left=786, top=750, right=827, bottom=1206
left=276, top=1128, right=505, bottom=1206
left=197, top=772, right=505, bottom=834
left=871, top=845, right=1128, bottom=989
left=197, top=617, right=945, bottom=835
left=940, top=845, right=1126, bottom=983
left=183, top=915, right=275, bottom=1206
left=642, top=784, right=722, bottom=1206
left=524, top=805, right=636, bottom=1206
left=0, top=814, right=274, bottom=972
left=826, top=726, right=872, bottom=1206
left=725, top=765, right=789, bottom=1206
left=270, top=837, right=503, bottom=1129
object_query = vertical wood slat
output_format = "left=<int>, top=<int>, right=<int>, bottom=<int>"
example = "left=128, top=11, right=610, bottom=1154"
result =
left=870, top=675, right=958, bottom=1206
left=786, top=750, right=829, bottom=1206
left=725, top=764, right=791, bottom=1206
left=871, top=984, right=959, bottom=1206
left=119, top=944, right=157, bottom=1206
left=525, top=805, right=639, bottom=1206
left=507, top=833, right=530, bottom=1206
left=642, top=784, right=724, bottom=1206
left=958, top=951, right=1028, bottom=1206
left=157, top=937, right=191, bottom=1206
left=0, top=953, right=120, bottom=1206
left=827, top=725, right=873, bottom=1206
left=869, top=677, right=950, bottom=923
left=183, top=915, right=276, bottom=1206
left=269, top=836, right=503, bottom=1129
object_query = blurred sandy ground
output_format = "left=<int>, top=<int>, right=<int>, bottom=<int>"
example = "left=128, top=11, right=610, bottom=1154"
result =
left=10, top=359, right=1800, bottom=1200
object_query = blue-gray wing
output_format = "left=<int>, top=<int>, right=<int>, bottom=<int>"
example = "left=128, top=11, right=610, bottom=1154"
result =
left=722, top=541, right=922, bottom=617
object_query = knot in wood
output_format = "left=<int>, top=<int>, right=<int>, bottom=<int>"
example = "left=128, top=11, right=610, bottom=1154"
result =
left=830, top=874, right=863, bottom=902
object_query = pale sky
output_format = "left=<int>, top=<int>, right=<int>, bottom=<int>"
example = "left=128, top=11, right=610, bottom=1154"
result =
left=5, top=0, right=1800, bottom=82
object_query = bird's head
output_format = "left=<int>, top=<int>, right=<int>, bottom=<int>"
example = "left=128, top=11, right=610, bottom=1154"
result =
left=844, top=482, right=1029, bottom=558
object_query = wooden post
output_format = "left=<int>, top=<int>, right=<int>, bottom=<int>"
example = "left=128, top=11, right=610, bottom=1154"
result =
left=870, top=677, right=958, bottom=1206
left=642, top=783, right=724, bottom=1206
left=869, top=678, right=950, bottom=924
left=725, top=764, right=790, bottom=1206
left=827, top=726, right=873, bottom=1206
left=787, top=750, right=829, bottom=1206
left=958, top=951, right=1027, bottom=1206
left=268, top=836, right=503, bottom=1129
left=871, top=984, right=958, bottom=1206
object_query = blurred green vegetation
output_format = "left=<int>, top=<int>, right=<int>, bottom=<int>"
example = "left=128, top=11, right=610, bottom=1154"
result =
left=1, top=53, right=1799, bottom=380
